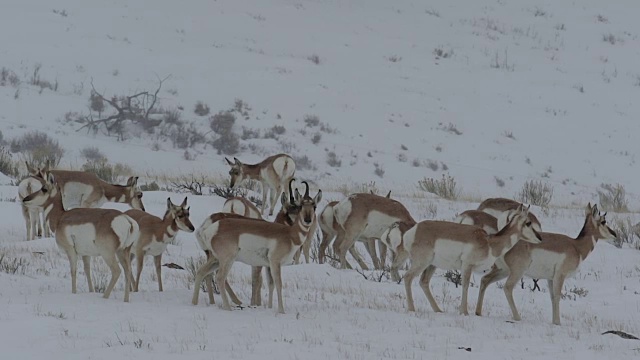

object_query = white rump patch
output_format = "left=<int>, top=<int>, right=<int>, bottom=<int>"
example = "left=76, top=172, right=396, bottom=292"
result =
left=195, top=219, right=218, bottom=252
left=271, top=156, right=295, bottom=179
left=111, top=215, right=139, bottom=249
left=332, top=200, right=353, bottom=228
left=62, top=182, right=102, bottom=209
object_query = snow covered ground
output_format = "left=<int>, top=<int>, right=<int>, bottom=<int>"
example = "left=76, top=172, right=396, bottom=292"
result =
left=1, top=0, right=640, bottom=359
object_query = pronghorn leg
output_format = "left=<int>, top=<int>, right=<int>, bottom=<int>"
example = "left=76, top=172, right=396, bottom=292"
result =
left=266, top=267, right=274, bottom=309
left=205, top=274, right=215, bottom=304
left=102, top=252, right=122, bottom=300
left=260, top=181, right=268, bottom=215
left=551, top=275, right=565, bottom=325
left=134, top=252, right=144, bottom=292
left=403, top=260, right=430, bottom=312
left=318, top=230, right=333, bottom=264
left=82, top=256, right=94, bottom=292
left=34, top=209, right=42, bottom=238
left=41, top=209, right=51, bottom=237
left=418, top=265, right=442, bottom=313
left=270, top=262, right=285, bottom=314
left=154, top=255, right=163, bottom=292
left=475, top=266, right=508, bottom=316
left=390, top=249, right=409, bottom=283
left=65, top=249, right=79, bottom=294
left=337, top=224, right=369, bottom=270
left=192, top=257, right=219, bottom=305
left=251, top=266, right=263, bottom=306
left=21, top=204, right=31, bottom=241
left=268, top=184, right=280, bottom=217
left=503, top=271, right=524, bottom=321
left=364, top=239, right=380, bottom=269
left=378, top=241, right=388, bottom=270
left=116, top=248, right=133, bottom=302
left=459, top=264, right=473, bottom=315
left=215, top=258, right=236, bottom=311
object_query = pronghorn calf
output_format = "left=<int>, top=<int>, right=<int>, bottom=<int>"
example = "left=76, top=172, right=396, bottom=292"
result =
left=226, top=154, right=295, bottom=216
left=41, top=165, right=145, bottom=211
left=455, top=210, right=499, bottom=234
left=18, top=163, right=49, bottom=240
left=477, top=197, right=542, bottom=232
left=125, top=197, right=195, bottom=292
left=22, top=173, right=138, bottom=302
left=193, top=182, right=321, bottom=313
left=381, top=205, right=541, bottom=315
left=475, top=203, right=617, bottom=325
left=332, top=193, right=415, bottom=280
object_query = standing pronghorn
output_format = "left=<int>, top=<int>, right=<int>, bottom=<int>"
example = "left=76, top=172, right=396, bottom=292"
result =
left=18, top=162, right=49, bottom=240
left=192, top=181, right=321, bottom=313
left=477, top=197, right=542, bottom=232
left=225, top=154, right=295, bottom=216
left=381, top=205, right=541, bottom=315
left=41, top=164, right=145, bottom=211
left=332, top=193, right=415, bottom=280
left=216, top=180, right=311, bottom=306
left=319, top=191, right=392, bottom=265
left=475, top=203, right=617, bottom=325
left=125, top=197, right=195, bottom=292
left=22, top=173, right=138, bottom=302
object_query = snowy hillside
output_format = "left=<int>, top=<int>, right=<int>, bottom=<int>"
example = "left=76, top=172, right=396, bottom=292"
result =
left=1, top=0, right=640, bottom=359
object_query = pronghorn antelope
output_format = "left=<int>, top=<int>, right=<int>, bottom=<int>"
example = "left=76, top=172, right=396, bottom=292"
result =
left=475, top=203, right=617, bottom=325
left=18, top=163, right=49, bottom=240
left=41, top=165, right=145, bottom=211
left=125, top=197, right=195, bottom=292
left=220, top=187, right=301, bottom=307
left=22, top=173, right=138, bottom=302
left=455, top=210, right=499, bottom=234
left=225, top=154, right=295, bottom=216
left=192, top=181, right=321, bottom=313
left=332, top=193, right=415, bottom=280
left=381, top=205, right=541, bottom=315
left=477, top=197, right=542, bottom=232
left=318, top=191, right=392, bottom=266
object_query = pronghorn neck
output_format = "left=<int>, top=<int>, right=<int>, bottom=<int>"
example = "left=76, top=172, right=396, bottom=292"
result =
left=487, top=226, right=520, bottom=258
left=574, top=216, right=598, bottom=261
left=44, top=191, right=66, bottom=233
left=241, top=163, right=263, bottom=181
left=160, top=211, right=178, bottom=238
left=103, top=183, right=131, bottom=204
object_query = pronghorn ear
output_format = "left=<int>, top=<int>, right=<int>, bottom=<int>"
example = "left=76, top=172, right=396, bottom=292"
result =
left=280, top=192, right=287, bottom=206
left=386, top=190, right=391, bottom=199
left=126, top=176, right=136, bottom=187
left=369, top=190, right=374, bottom=195
left=225, top=157, right=234, bottom=165
left=46, top=173, right=55, bottom=185
left=166, top=197, right=174, bottom=209
left=42, top=161, right=50, bottom=174
left=181, top=196, right=188, bottom=207
left=234, top=157, right=242, bottom=165
left=585, top=203, right=593, bottom=216
left=313, top=190, right=322, bottom=204
left=26, top=161, right=37, bottom=176
left=294, top=188, right=302, bottom=204
left=591, top=204, right=599, bottom=216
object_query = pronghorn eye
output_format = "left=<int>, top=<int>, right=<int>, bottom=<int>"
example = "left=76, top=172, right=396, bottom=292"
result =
left=525, top=221, right=532, bottom=227
left=42, top=188, right=48, bottom=193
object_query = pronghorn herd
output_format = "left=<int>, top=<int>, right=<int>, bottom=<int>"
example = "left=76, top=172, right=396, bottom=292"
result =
left=16, top=153, right=619, bottom=326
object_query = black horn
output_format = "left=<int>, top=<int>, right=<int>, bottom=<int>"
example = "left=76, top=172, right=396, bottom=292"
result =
left=302, top=181, right=310, bottom=198
left=288, top=178, right=296, bottom=204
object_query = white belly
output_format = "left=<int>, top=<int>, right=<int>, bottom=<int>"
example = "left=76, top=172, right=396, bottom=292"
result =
left=360, top=211, right=402, bottom=239
left=60, top=224, right=102, bottom=256
left=143, top=236, right=169, bottom=257
left=430, top=239, right=468, bottom=271
left=525, top=249, right=568, bottom=279
left=236, top=234, right=272, bottom=267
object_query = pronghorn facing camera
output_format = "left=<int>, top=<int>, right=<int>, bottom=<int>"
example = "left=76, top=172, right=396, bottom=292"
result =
left=193, top=181, right=321, bottom=313
left=382, top=205, right=541, bottom=315
left=41, top=165, right=145, bottom=211
left=477, top=197, right=542, bottom=232
left=455, top=210, right=499, bottom=234
left=225, top=154, right=295, bottom=216
left=18, top=163, right=49, bottom=240
left=22, top=173, right=138, bottom=302
left=125, top=197, right=195, bottom=292
left=332, top=193, right=415, bottom=280
left=476, top=203, right=617, bottom=325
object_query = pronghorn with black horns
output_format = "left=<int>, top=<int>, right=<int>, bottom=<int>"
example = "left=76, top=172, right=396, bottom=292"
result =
left=225, top=154, right=295, bottom=216
left=22, top=173, right=138, bottom=302
left=193, top=179, right=320, bottom=313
